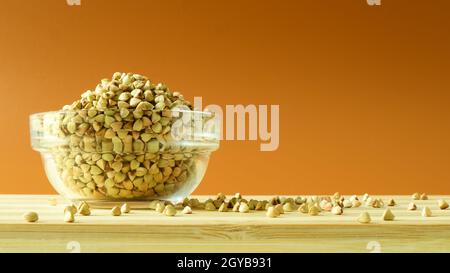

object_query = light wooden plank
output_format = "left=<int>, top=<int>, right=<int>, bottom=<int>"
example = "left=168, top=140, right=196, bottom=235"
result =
left=0, top=195, right=449, bottom=252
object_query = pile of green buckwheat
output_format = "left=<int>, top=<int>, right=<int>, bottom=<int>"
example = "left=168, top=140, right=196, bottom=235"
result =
left=54, top=72, right=199, bottom=200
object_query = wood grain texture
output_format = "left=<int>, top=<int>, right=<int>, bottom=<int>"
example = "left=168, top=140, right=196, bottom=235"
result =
left=0, top=195, right=449, bottom=253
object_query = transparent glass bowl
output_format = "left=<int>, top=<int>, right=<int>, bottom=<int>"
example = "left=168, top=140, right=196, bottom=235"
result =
left=30, top=109, right=219, bottom=208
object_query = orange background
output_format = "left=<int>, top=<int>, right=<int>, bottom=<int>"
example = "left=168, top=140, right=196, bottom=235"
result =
left=1, top=0, right=450, bottom=195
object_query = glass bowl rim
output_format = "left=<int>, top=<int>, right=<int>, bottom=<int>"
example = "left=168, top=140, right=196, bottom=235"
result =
left=29, top=108, right=215, bottom=119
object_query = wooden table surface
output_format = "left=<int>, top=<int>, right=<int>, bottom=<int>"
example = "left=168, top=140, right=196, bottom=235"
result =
left=0, top=194, right=449, bottom=253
